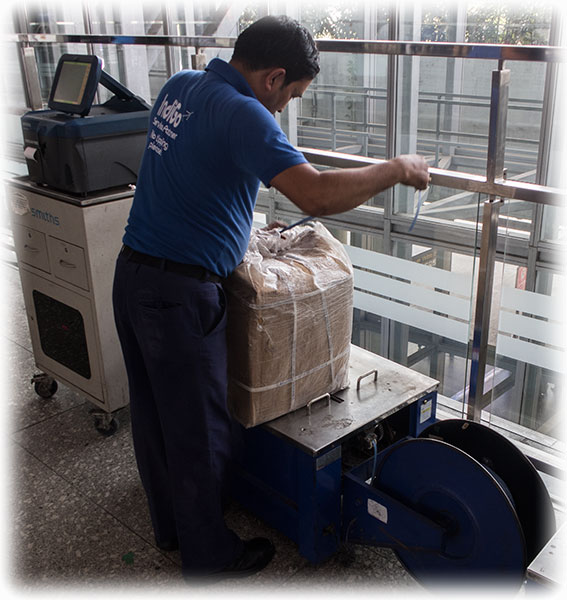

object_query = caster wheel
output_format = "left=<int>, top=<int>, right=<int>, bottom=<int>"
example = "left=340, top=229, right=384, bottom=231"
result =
left=90, top=410, right=119, bottom=436
left=32, top=375, right=58, bottom=399
left=96, top=418, right=119, bottom=437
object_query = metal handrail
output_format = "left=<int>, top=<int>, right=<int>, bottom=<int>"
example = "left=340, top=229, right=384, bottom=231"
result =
left=9, top=33, right=567, bottom=63
left=299, top=148, right=566, bottom=206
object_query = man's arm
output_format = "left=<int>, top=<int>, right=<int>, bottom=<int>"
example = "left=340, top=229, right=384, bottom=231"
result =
left=270, top=154, right=430, bottom=217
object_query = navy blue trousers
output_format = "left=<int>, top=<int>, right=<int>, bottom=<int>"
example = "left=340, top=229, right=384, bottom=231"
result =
left=112, top=253, right=242, bottom=575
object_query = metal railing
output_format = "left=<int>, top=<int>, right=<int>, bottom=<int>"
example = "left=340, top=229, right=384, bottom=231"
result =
left=299, top=85, right=542, bottom=171
left=7, top=32, right=567, bottom=424
left=10, top=32, right=566, bottom=62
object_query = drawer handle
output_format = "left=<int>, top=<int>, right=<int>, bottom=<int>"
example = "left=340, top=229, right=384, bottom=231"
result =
left=24, top=244, right=40, bottom=253
left=59, top=259, right=77, bottom=269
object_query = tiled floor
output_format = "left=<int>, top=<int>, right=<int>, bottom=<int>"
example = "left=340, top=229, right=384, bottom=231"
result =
left=2, top=261, right=419, bottom=594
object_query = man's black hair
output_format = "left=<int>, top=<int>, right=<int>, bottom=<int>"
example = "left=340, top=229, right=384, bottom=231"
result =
left=232, top=15, right=320, bottom=84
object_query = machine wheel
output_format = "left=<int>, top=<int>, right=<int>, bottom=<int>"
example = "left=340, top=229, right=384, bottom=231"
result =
left=90, top=409, right=119, bottom=437
left=419, top=419, right=556, bottom=564
left=373, top=437, right=526, bottom=588
left=32, top=375, right=58, bottom=399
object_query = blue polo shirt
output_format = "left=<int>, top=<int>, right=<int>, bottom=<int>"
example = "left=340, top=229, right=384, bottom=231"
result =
left=123, top=58, right=307, bottom=277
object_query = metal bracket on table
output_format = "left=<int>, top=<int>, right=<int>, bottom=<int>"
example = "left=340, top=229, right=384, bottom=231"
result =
left=306, top=393, right=331, bottom=416
left=357, top=369, right=378, bottom=390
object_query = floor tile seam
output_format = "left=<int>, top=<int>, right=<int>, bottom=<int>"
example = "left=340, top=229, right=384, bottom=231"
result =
left=2, top=335, right=31, bottom=347
left=11, top=399, right=90, bottom=434
left=12, top=439, right=181, bottom=567
left=0, top=333, right=33, bottom=346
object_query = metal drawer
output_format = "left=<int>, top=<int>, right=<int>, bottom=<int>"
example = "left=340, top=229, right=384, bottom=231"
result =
left=12, top=223, right=50, bottom=273
left=47, top=236, right=90, bottom=291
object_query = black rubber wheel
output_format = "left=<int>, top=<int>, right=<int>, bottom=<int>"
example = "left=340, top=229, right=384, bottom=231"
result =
left=94, top=415, right=119, bottom=437
left=34, top=377, right=58, bottom=399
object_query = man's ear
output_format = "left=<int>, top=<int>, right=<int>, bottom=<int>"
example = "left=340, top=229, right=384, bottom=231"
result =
left=265, top=68, right=286, bottom=91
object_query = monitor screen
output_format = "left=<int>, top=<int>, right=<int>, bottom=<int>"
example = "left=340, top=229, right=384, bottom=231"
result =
left=51, top=61, right=92, bottom=106
left=48, top=54, right=102, bottom=116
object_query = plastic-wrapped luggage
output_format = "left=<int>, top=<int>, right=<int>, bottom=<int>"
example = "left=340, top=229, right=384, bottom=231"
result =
left=225, top=222, right=353, bottom=427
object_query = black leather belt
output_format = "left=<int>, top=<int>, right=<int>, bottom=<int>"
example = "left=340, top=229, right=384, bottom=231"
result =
left=120, top=245, right=222, bottom=283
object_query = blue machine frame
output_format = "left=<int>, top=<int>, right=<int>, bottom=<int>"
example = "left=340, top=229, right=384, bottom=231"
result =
left=232, top=345, right=439, bottom=564
left=231, top=345, right=554, bottom=588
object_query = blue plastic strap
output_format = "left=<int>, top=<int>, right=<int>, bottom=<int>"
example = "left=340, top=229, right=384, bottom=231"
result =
left=409, top=190, right=423, bottom=232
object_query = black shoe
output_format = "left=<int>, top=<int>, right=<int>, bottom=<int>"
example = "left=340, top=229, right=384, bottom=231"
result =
left=156, top=539, right=179, bottom=552
left=183, top=538, right=275, bottom=584
left=220, top=537, right=275, bottom=579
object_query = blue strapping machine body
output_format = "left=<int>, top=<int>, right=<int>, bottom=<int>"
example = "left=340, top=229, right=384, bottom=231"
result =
left=233, top=344, right=556, bottom=590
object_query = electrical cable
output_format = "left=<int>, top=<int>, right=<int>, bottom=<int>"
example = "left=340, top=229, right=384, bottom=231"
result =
left=370, top=438, right=378, bottom=486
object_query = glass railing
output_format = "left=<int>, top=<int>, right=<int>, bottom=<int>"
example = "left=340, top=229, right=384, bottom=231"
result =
left=258, top=145, right=565, bottom=463
left=3, top=29, right=566, bottom=467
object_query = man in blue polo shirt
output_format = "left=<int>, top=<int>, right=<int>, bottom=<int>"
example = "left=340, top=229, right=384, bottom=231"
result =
left=113, top=15, right=429, bottom=582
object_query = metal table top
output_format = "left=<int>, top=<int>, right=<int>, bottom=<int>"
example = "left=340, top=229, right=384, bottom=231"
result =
left=6, top=176, right=134, bottom=206
left=264, top=345, right=439, bottom=456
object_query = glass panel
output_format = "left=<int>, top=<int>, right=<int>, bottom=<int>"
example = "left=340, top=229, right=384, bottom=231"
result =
left=21, top=2, right=88, bottom=103
left=541, top=205, right=567, bottom=243
left=416, top=57, right=546, bottom=180
left=2, top=16, right=28, bottom=176
left=347, top=230, right=479, bottom=416
left=89, top=3, right=154, bottom=103
left=297, top=51, right=388, bottom=157
left=395, top=182, right=483, bottom=228
left=297, top=1, right=390, bottom=159
left=464, top=3, right=552, bottom=45
left=490, top=260, right=565, bottom=453
left=475, top=190, right=566, bottom=451
left=505, top=61, right=546, bottom=182
left=169, top=4, right=198, bottom=73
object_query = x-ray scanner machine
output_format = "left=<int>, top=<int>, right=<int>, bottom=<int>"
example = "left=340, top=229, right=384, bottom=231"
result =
left=9, top=53, right=150, bottom=432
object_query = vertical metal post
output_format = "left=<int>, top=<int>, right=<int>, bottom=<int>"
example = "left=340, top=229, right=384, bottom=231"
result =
left=468, top=198, right=502, bottom=420
left=287, top=97, right=299, bottom=146
left=82, top=4, right=102, bottom=105
left=381, top=7, right=399, bottom=359
left=191, top=50, right=207, bottom=71
left=331, top=94, right=337, bottom=151
left=486, top=66, right=510, bottom=183
left=362, top=91, right=369, bottom=156
left=435, top=94, right=441, bottom=166
left=163, top=3, right=176, bottom=78
left=20, top=47, right=44, bottom=110
left=467, top=67, right=510, bottom=421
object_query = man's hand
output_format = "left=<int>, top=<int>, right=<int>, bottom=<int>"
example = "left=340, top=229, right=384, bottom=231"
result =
left=393, top=154, right=430, bottom=190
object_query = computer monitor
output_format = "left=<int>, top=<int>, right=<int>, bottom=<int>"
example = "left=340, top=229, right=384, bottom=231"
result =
left=48, top=54, right=102, bottom=116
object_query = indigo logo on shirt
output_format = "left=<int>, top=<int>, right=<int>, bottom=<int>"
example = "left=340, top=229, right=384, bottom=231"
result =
left=149, top=94, right=192, bottom=157
left=156, top=94, right=184, bottom=128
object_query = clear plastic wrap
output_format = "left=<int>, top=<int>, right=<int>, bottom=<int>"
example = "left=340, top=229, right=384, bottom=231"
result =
left=225, top=221, right=354, bottom=428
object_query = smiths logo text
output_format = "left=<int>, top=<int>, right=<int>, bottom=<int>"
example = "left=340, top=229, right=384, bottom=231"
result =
left=31, top=208, right=60, bottom=226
